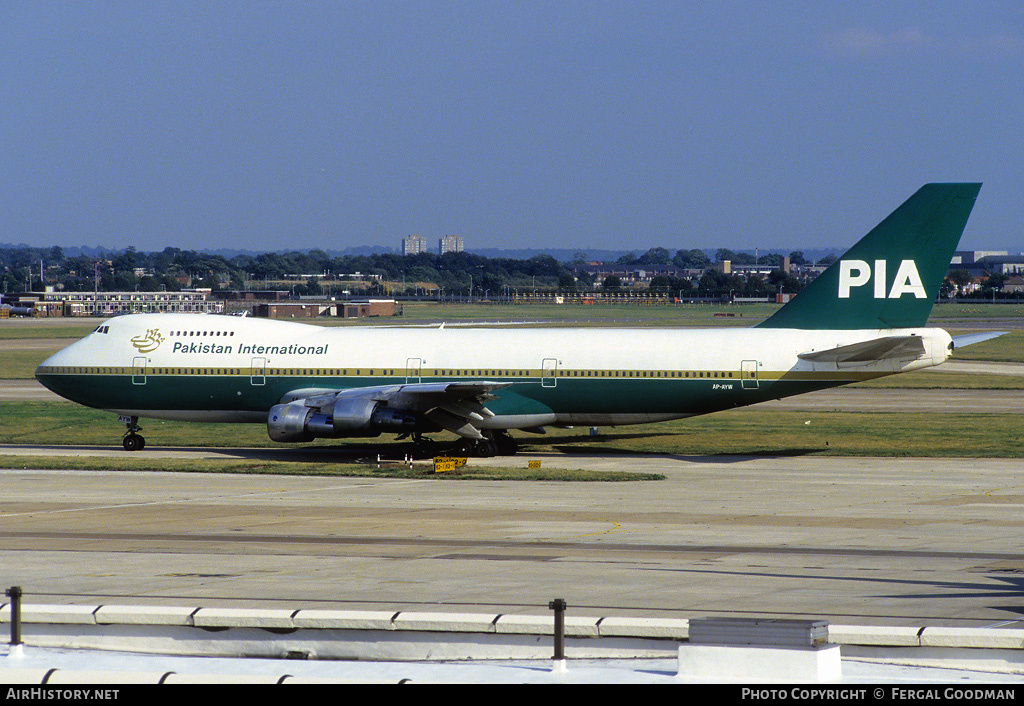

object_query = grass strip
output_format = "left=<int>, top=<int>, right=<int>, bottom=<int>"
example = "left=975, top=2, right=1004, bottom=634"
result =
left=3, top=402, right=1023, bottom=463
left=0, top=455, right=662, bottom=482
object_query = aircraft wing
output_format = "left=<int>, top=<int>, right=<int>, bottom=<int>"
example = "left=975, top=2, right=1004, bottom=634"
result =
left=797, top=335, right=927, bottom=365
left=277, top=380, right=512, bottom=440
left=386, top=381, right=511, bottom=439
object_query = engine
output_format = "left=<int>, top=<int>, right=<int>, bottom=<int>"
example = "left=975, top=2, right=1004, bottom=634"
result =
left=267, top=396, right=419, bottom=442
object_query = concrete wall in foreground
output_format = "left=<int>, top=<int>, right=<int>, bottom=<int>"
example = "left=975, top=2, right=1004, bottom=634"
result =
left=3, top=603, right=1024, bottom=674
left=1, top=604, right=687, bottom=661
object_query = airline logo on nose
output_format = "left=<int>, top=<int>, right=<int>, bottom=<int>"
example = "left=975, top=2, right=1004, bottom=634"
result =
left=131, top=329, right=164, bottom=353
left=838, top=260, right=926, bottom=299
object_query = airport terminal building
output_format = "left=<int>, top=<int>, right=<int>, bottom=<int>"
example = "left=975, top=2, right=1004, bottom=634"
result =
left=3, top=290, right=223, bottom=317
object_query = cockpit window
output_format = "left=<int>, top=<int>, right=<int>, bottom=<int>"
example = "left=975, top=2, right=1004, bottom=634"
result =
left=93, top=325, right=110, bottom=334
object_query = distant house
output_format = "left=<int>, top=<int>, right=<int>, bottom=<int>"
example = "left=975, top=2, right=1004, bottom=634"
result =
left=253, top=299, right=397, bottom=319
left=1003, top=276, right=1024, bottom=293
left=952, top=251, right=1024, bottom=276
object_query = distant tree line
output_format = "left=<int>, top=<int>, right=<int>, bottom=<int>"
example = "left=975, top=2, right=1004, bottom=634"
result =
left=6, top=244, right=1010, bottom=300
left=940, top=268, right=1017, bottom=298
left=0, top=245, right=572, bottom=296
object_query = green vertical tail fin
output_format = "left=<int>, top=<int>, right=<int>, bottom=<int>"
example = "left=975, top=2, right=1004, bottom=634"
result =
left=756, top=183, right=982, bottom=330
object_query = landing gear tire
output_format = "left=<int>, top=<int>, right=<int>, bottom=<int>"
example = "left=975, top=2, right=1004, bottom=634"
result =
left=121, top=415, right=145, bottom=451
left=493, top=431, right=518, bottom=456
left=123, top=433, right=145, bottom=451
left=410, top=433, right=440, bottom=458
left=451, top=439, right=475, bottom=457
left=449, top=436, right=501, bottom=458
left=473, top=438, right=497, bottom=458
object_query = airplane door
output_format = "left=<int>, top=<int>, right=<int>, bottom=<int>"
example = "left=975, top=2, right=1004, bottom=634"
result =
left=741, top=360, right=759, bottom=389
left=251, top=357, right=266, bottom=386
left=541, top=358, right=558, bottom=388
left=132, top=356, right=147, bottom=386
left=406, top=358, right=423, bottom=384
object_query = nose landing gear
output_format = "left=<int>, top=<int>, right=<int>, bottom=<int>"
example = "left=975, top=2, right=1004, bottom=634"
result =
left=120, top=415, right=145, bottom=451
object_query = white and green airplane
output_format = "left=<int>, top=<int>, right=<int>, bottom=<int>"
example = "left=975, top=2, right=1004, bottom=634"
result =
left=36, top=183, right=995, bottom=456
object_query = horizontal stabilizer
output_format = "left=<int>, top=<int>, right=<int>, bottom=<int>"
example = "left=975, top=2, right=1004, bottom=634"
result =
left=798, top=336, right=926, bottom=364
left=951, top=331, right=1006, bottom=349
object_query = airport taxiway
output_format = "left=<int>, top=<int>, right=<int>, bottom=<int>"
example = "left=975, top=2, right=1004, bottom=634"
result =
left=4, top=360, right=1023, bottom=628
left=2, top=453, right=1024, bottom=628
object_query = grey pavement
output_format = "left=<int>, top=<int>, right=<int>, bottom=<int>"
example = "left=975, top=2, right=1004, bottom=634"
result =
left=2, top=455, right=1024, bottom=628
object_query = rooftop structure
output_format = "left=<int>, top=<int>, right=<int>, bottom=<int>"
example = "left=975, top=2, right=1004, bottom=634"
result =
left=440, top=234, right=464, bottom=255
left=2, top=290, right=222, bottom=317
left=402, top=234, right=428, bottom=256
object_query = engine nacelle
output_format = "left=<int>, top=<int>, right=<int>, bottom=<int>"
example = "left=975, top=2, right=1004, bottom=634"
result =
left=267, top=397, right=419, bottom=443
left=267, top=402, right=315, bottom=443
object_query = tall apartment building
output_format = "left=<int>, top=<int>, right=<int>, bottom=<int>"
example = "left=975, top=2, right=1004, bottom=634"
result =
left=402, top=234, right=428, bottom=256
left=439, top=234, right=464, bottom=255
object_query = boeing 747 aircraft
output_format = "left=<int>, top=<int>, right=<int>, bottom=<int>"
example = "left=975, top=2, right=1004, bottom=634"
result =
left=36, top=183, right=995, bottom=456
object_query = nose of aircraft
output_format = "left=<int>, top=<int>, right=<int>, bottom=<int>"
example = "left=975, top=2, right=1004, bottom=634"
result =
left=36, top=348, right=67, bottom=395
left=34, top=340, right=91, bottom=405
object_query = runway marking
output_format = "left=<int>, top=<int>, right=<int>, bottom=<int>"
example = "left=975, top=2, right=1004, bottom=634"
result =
left=985, top=486, right=1024, bottom=497
left=0, top=477, right=431, bottom=520
left=569, top=520, right=623, bottom=538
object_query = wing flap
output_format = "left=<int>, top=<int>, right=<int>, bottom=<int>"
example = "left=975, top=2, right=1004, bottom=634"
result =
left=424, top=408, right=486, bottom=439
left=406, top=380, right=510, bottom=398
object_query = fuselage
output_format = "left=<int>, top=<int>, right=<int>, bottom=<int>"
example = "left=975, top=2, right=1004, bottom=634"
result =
left=35, top=313, right=953, bottom=430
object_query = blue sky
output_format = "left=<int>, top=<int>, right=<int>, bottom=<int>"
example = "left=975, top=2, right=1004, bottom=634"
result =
left=2, top=1, right=1022, bottom=254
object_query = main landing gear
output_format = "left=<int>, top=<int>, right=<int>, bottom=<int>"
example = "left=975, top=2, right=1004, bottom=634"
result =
left=407, top=430, right=519, bottom=458
left=121, top=416, right=145, bottom=451
left=447, top=431, right=519, bottom=458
